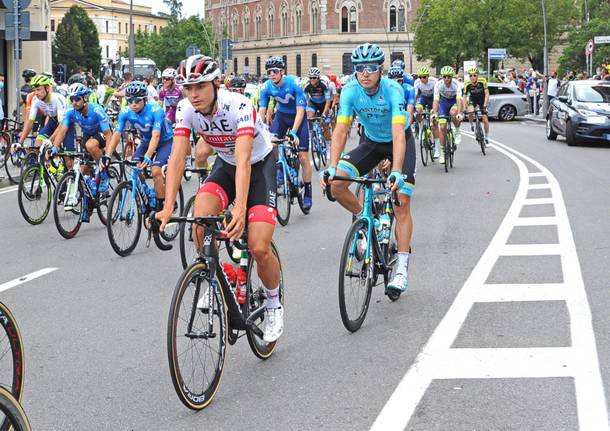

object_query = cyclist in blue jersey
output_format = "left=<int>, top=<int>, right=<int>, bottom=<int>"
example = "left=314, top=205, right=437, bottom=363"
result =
left=104, top=81, right=174, bottom=210
left=258, top=56, right=313, bottom=210
left=320, top=43, right=416, bottom=293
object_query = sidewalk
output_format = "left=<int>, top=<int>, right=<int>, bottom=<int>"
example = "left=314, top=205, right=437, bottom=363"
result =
left=522, top=113, right=545, bottom=123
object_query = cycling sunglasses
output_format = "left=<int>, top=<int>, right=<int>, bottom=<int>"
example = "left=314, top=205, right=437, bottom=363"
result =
left=163, top=76, right=174, bottom=81
left=354, top=64, right=382, bottom=74
left=420, top=75, right=429, bottom=79
left=267, top=68, right=282, bottom=75
left=469, top=74, right=478, bottom=77
left=127, top=96, right=144, bottom=104
left=70, top=96, right=84, bottom=102
left=442, top=75, right=453, bottom=79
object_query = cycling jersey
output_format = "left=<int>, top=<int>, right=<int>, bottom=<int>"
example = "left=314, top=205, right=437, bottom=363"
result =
left=434, top=78, right=462, bottom=101
left=20, top=84, right=32, bottom=104
left=29, top=93, right=68, bottom=122
left=337, top=78, right=407, bottom=143
left=114, top=103, right=173, bottom=144
left=259, top=75, right=307, bottom=115
left=414, top=77, right=437, bottom=98
left=62, top=103, right=111, bottom=136
left=303, top=82, right=330, bottom=104
left=463, top=78, right=488, bottom=101
left=159, top=86, right=183, bottom=123
left=401, top=83, right=416, bottom=107
left=174, top=89, right=272, bottom=166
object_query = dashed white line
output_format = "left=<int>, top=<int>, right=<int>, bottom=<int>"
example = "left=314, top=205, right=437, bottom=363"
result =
left=0, top=268, right=58, bottom=293
left=0, top=186, right=18, bottom=195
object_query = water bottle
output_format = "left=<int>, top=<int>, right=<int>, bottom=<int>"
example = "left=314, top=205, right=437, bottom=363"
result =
left=235, top=267, right=247, bottom=305
left=289, top=166, right=297, bottom=181
left=379, top=213, right=391, bottom=244
left=374, top=218, right=383, bottom=243
left=223, top=263, right=237, bottom=286
left=84, top=175, right=97, bottom=196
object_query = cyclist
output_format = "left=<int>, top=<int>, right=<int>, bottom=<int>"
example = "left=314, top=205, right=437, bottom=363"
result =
left=304, top=67, right=331, bottom=135
left=20, top=69, right=36, bottom=110
left=104, top=81, right=173, bottom=211
left=228, top=75, right=247, bottom=95
left=463, top=67, right=490, bottom=146
left=159, top=68, right=183, bottom=125
left=155, top=55, right=284, bottom=343
left=413, top=67, right=438, bottom=149
left=258, top=56, right=312, bottom=210
left=320, top=43, right=416, bottom=294
left=431, top=66, right=463, bottom=164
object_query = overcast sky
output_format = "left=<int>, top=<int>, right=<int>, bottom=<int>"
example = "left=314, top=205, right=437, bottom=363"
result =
left=135, top=0, right=204, bottom=18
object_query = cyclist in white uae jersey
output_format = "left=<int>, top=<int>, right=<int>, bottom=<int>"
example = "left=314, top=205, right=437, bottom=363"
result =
left=431, top=66, right=463, bottom=163
left=413, top=67, right=439, bottom=151
left=156, top=55, right=284, bottom=343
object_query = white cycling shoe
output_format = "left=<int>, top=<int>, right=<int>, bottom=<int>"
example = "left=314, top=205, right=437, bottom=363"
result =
left=263, top=306, right=284, bottom=343
left=388, top=272, right=409, bottom=293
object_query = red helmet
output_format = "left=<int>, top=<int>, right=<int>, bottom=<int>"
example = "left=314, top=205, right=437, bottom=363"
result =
left=176, top=55, right=221, bottom=85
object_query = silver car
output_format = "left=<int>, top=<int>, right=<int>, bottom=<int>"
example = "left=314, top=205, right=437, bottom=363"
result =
left=486, top=83, right=528, bottom=121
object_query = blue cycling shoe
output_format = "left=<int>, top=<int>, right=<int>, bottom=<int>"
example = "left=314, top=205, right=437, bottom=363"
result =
left=302, top=195, right=312, bottom=210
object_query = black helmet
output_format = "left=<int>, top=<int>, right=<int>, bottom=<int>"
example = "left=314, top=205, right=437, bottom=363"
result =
left=67, top=73, right=87, bottom=85
left=22, top=69, right=36, bottom=80
left=229, top=76, right=247, bottom=88
left=265, top=56, right=285, bottom=70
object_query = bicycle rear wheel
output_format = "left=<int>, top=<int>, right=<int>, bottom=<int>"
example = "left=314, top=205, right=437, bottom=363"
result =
left=17, top=165, right=51, bottom=225
left=96, top=166, right=121, bottom=226
left=476, top=120, right=486, bottom=155
left=0, top=386, right=31, bottom=431
left=275, top=164, right=291, bottom=226
left=52, top=171, right=84, bottom=239
left=246, top=242, right=284, bottom=359
left=419, top=128, right=429, bottom=167
left=107, top=180, right=142, bottom=256
left=338, top=219, right=374, bottom=332
left=448, top=131, right=455, bottom=169
left=310, top=132, right=321, bottom=171
left=167, top=261, right=227, bottom=410
left=160, top=185, right=184, bottom=242
left=0, top=303, right=24, bottom=407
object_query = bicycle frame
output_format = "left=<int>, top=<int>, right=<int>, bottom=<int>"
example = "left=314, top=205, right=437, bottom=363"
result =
left=118, top=167, right=147, bottom=222
left=276, top=140, right=299, bottom=194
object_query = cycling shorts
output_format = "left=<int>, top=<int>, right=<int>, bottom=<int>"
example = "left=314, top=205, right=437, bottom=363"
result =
left=306, top=100, right=326, bottom=116
left=38, top=117, right=76, bottom=151
left=438, top=98, right=458, bottom=118
left=270, top=111, right=310, bottom=152
left=337, top=129, right=416, bottom=197
left=83, top=132, right=107, bottom=149
left=197, top=151, right=278, bottom=225
left=466, top=96, right=487, bottom=113
left=416, top=95, right=434, bottom=110
left=133, top=138, right=173, bottom=167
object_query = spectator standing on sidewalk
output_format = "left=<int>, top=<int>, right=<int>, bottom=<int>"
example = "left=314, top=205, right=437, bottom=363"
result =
left=525, top=70, right=537, bottom=114
left=0, top=73, right=4, bottom=120
left=547, top=70, right=559, bottom=103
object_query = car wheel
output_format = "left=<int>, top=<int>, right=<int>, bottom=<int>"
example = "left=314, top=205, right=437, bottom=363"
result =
left=498, top=104, right=517, bottom=121
left=565, top=120, right=578, bottom=146
left=545, top=117, right=558, bottom=140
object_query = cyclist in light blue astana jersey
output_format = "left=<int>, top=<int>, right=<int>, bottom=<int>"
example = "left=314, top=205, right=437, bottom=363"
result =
left=319, top=43, right=416, bottom=294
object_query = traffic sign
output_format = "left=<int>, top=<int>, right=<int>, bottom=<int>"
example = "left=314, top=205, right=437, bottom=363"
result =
left=594, top=35, right=610, bottom=44
left=185, top=44, right=200, bottom=57
left=4, top=11, right=30, bottom=40
left=488, top=48, right=507, bottom=60
left=585, top=38, right=594, bottom=55
left=1, top=0, right=31, bottom=9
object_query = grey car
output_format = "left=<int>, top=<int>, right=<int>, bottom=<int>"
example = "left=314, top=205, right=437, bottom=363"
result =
left=486, top=83, right=528, bottom=121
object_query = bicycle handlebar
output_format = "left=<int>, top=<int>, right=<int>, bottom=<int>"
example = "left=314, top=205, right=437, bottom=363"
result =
left=322, top=174, right=401, bottom=206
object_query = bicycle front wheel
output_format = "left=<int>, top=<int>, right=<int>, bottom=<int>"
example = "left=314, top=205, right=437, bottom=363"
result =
left=0, top=303, right=24, bottom=409
left=96, top=165, right=122, bottom=226
left=419, top=129, right=429, bottom=167
left=338, top=219, right=374, bottom=332
left=160, top=185, right=184, bottom=242
left=0, top=387, right=31, bottom=431
left=275, top=164, right=291, bottom=226
left=107, top=180, right=142, bottom=256
left=52, top=172, right=84, bottom=239
left=167, top=261, right=227, bottom=410
left=476, top=121, right=486, bottom=156
left=311, top=133, right=321, bottom=171
left=17, top=165, right=51, bottom=225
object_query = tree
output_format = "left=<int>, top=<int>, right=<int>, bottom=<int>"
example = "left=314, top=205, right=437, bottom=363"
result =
left=558, top=17, right=610, bottom=76
left=69, top=5, right=102, bottom=72
left=163, top=0, right=183, bottom=18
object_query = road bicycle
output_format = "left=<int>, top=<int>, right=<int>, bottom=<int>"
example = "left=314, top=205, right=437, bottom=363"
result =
left=0, top=302, right=29, bottom=431
left=17, top=140, right=63, bottom=225
left=308, top=116, right=328, bottom=171
left=0, top=119, right=33, bottom=184
left=274, top=136, right=308, bottom=226
left=324, top=174, right=402, bottom=332
left=418, top=108, right=435, bottom=167
left=52, top=151, right=121, bottom=239
left=106, top=160, right=184, bottom=256
left=152, top=212, right=284, bottom=410
left=472, top=105, right=487, bottom=155
left=439, top=116, right=456, bottom=173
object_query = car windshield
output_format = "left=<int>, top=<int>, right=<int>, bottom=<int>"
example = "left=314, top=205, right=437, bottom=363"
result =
left=574, top=85, right=610, bottom=103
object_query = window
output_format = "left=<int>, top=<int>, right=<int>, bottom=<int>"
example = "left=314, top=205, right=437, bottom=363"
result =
left=391, top=52, right=404, bottom=64
left=311, top=6, right=318, bottom=33
left=350, top=6, right=357, bottom=32
left=105, top=21, right=109, bottom=33
left=154, top=25, right=157, bottom=33
left=398, top=5, right=405, bottom=31
left=244, top=16, right=250, bottom=41
left=312, top=53, right=317, bottom=67
left=256, top=16, right=261, bottom=40
left=268, top=9, right=275, bottom=36
left=51, top=19, right=55, bottom=32
left=488, top=86, right=518, bottom=96
left=342, top=52, right=352, bottom=75
left=138, top=24, right=141, bottom=33
left=106, top=45, right=109, bottom=58
left=118, top=22, right=121, bottom=34
left=296, top=9, right=302, bottom=35
left=282, top=55, right=288, bottom=72
left=256, top=56, right=261, bottom=76
left=296, top=54, right=301, bottom=77
left=389, top=5, right=396, bottom=31
left=341, top=7, right=348, bottom=32
left=281, top=10, right=288, bottom=36
left=234, top=58, right=238, bottom=74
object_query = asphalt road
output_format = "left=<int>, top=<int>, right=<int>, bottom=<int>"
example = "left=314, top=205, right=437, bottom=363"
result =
left=0, top=119, right=609, bottom=430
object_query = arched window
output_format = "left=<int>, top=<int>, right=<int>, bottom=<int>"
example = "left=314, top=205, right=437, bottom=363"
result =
left=281, top=2, right=289, bottom=36
left=232, top=14, right=239, bottom=40
left=349, top=6, right=357, bottom=32
left=256, top=56, right=261, bottom=76
left=296, top=54, right=301, bottom=77
left=295, top=8, right=303, bottom=35
left=268, top=5, right=275, bottom=37
left=398, top=4, right=405, bottom=31
left=234, top=58, right=238, bottom=74
left=154, top=25, right=157, bottom=33
left=244, top=16, right=250, bottom=41
left=311, top=2, right=319, bottom=33
left=311, top=53, right=317, bottom=67
left=389, top=5, right=396, bottom=31
left=282, top=55, right=288, bottom=72
left=341, top=7, right=348, bottom=33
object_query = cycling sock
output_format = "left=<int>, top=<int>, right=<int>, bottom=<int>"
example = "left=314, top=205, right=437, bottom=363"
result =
left=354, top=209, right=363, bottom=219
left=397, top=251, right=410, bottom=274
left=304, top=182, right=312, bottom=196
left=266, top=286, right=281, bottom=308
left=156, top=198, right=164, bottom=211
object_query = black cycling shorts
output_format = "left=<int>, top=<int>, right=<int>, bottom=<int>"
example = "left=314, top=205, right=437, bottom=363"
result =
left=83, top=133, right=107, bottom=149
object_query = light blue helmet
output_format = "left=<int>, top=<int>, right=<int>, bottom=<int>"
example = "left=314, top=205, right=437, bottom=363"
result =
left=388, top=66, right=403, bottom=79
left=351, top=43, right=385, bottom=64
left=403, top=73, right=414, bottom=86
left=391, top=59, right=406, bottom=71
left=125, top=81, right=147, bottom=98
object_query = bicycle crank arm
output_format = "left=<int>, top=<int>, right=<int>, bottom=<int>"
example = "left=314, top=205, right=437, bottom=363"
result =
left=185, top=330, right=217, bottom=339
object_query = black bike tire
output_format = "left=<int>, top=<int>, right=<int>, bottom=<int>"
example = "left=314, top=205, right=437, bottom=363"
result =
left=17, top=165, right=51, bottom=225
left=0, top=387, right=31, bottom=431
left=338, top=218, right=374, bottom=332
left=294, top=159, right=309, bottom=215
left=444, top=131, right=450, bottom=173
left=1, top=134, right=18, bottom=185
left=320, top=135, right=328, bottom=166
left=167, top=261, right=227, bottom=411
left=179, top=195, right=196, bottom=270
left=20, top=152, right=37, bottom=177
left=0, top=302, right=25, bottom=408
left=96, top=166, right=121, bottom=226
left=476, top=120, right=486, bottom=156
left=311, top=133, right=321, bottom=171
left=420, top=130, right=429, bottom=167
left=52, top=171, right=84, bottom=239
left=160, top=185, right=185, bottom=242
left=276, top=164, right=291, bottom=226
left=246, top=241, right=284, bottom=359
left=449, top=131, right=455, bottom=169
left=107, top=180, right=143, bottom=257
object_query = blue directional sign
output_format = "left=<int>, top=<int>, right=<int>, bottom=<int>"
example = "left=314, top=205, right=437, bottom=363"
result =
left=488, top=48, right=507, bottom=60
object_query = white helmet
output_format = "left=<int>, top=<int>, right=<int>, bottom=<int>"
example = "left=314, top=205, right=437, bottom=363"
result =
left=177, top=55, right=221, bottom=85
left=162, top=68, right=177, bottom=79
left=68, top=82, right=90, bottom=98
left=308, top=67, right=321, bottom=78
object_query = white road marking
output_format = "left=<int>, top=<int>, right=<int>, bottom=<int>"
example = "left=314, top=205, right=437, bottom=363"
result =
left=0, top=186, right=18, bottom=195
left=0, top=268, right=58, bottom=293
left=371, top=135, right=609, bottom=431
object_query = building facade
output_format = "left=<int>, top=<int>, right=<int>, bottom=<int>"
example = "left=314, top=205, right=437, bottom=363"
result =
left=1, top=0, right=52, bottom=118
left=49, top=0, right=169, bottom=61
left=204, top=0, right=423, bottom=77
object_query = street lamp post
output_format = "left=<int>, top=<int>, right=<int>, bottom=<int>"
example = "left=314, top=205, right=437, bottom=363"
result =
left=129, top=0, right=135, bottom=75
left=541, top=0, right=549, bottom=119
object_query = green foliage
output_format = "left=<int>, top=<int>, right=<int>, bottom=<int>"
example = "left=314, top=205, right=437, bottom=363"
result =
left=163, top=0, right=183, bottom=18
left=129, top=16, right=219, bottom=69
left=52, top=5, right=101, bottom=74
left=414, top=0, right=577, bottom=72
left=558, top=17, right=610, bottom=76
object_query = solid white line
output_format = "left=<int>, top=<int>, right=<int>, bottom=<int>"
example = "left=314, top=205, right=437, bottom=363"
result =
left=528, top=172, right=546, bottom=177
left=0, top=267, right=58, bottom=293
left=474, top=283, right=567, bottom=302
left=0, top=186, right=18, bottom=195
left=500, top=243, right=562, bottom=256
left=513, top=216, right=558, bottom=226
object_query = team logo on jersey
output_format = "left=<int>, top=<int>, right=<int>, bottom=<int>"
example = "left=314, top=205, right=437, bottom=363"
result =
left=239, top=103, right=246, bottom=110
left=274, top=93, right=295, bottom=104
left=134, top=123, right=152, bottom=133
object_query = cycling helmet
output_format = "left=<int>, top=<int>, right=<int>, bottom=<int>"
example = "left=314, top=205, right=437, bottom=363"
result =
left=328, top=73, right=337, bottom=81
left=22, top=69, right=36, bottom=80
left=67, top=73, right=87, bottom=86
left=417, top=67, right=430, bottom=76
left=30, top=74, right=54, bottom=88
left=162, top=68, right=177, bottom=79
left=265, top=56, right=285, bottom=70
left=391, top=59, right=406, bottom=71
left=229, top=76, right=247, bottom=88
left=440, top=66, right=455, bottom=77
left=125, top=81, right=147, bottom=98
left=68, top=83, right=90, bottom=98
left=403, top=73, right=414, bottom=86
left=308, top=67, right=321, bottom=78
left=351, top=43, right=385, bottom=64
left=468, top=67, right=479, bottom=75
left=176, top=55, right=221, bottom=85
left=388, top=66, right=403, bottom=79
